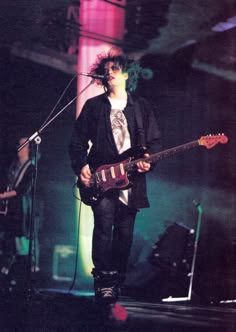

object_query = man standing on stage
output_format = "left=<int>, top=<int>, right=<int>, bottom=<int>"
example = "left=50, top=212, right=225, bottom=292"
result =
left=69, top=49, right=161, bottom=303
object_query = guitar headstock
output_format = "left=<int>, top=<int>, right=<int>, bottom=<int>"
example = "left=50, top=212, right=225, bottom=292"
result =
left=199, top=134, right=228, bottom=149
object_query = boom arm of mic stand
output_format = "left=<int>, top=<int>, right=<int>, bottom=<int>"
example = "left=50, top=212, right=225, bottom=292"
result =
left=17, top=79, right=95, bottom=152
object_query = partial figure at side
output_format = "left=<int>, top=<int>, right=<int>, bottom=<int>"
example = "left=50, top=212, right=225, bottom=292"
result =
left=0, top=137, right=40, bottom=292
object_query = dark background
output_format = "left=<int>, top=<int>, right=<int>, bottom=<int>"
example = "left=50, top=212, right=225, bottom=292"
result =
left=0, top=1, right=235, bottom=301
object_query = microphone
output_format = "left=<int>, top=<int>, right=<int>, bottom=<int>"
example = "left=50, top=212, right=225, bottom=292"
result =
left=77, top=72, right=106, bottom=79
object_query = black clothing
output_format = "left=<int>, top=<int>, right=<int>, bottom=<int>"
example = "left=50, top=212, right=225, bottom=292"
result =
left=69, top=93, right=161, bottom=209
left=69, top=91, right=161, bottom=302
left=0, top=158, right=34, bottom=274
left=6, top=159, right=34, bottom=237
left=92, top=196, right=137, bottom=273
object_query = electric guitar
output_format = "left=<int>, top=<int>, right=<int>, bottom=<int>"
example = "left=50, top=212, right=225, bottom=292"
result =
left=77, top=134, right=228, bottom=206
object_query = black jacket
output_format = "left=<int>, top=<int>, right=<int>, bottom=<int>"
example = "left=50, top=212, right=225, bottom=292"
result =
left=69, top=93, right=161, bottom=209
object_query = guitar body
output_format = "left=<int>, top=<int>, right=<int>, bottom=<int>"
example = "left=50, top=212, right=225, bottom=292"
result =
left=78, top=184, right=102, bottom=206
left=95, top=158, right=131, bottom=191
left=78, top=157, right=132, bottom=206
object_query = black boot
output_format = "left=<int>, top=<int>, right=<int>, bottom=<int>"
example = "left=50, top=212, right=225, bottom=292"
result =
left=92, top=270, right=120, bottom=304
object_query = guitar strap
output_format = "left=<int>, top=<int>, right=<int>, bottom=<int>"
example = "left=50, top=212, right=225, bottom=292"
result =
left=12, top=160, right=32, bottom=189
left=134, top=99, right=146, bottom=149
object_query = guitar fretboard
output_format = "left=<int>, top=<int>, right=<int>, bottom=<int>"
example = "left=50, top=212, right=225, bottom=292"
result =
left=125, top=140, right=199, bottom=171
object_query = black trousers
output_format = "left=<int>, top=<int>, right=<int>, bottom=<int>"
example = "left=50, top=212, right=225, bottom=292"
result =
left=91, top=196, right=137, bottom=276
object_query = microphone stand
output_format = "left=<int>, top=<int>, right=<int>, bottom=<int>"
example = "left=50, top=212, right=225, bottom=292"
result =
left=17, top=79, right=96, bottom=299
left=25, top=139, right=40, bottom=298
left=162, top=201, right=203, bottom=303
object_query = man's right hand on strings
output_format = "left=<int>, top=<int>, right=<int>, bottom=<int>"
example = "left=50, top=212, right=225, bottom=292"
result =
left=80, top=164, right=92, bottom=187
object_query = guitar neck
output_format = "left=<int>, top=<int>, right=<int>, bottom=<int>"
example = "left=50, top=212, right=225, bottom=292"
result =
left=125, top=139, right=200, bottom=171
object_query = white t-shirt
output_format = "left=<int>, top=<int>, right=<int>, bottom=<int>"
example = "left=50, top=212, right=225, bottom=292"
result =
left=109, top=97, right=130, bottom=205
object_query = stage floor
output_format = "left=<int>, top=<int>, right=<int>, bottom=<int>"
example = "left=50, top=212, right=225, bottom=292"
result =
left=0, top=288, right=235, bottom=332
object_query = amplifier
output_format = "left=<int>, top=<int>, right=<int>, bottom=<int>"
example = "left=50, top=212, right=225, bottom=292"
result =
left=52, top=245, right=76, bottom=281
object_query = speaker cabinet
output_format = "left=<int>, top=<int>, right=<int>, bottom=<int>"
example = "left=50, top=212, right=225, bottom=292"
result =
left=149, top=222, right=195, bottom=275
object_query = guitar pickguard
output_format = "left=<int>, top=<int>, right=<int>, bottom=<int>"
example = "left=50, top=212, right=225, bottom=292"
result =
left=95, top=158, right=131, bottom=192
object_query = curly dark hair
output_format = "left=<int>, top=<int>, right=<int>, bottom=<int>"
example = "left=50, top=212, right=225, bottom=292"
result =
left=90, top=48, right=142, bottom=93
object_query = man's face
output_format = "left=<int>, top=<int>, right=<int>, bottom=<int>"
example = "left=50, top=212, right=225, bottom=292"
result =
left=104, top=61, right=128, bottom=88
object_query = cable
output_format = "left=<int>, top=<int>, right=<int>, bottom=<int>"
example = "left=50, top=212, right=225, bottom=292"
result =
left=68, top=196, right=82, bottom=293
left=72, top=182, right=81, bottom=201
left=39, top=73, right=78, bottom=131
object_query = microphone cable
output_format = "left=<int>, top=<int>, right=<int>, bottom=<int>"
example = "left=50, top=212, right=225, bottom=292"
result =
left=39, top=73, right=78, bottom=131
